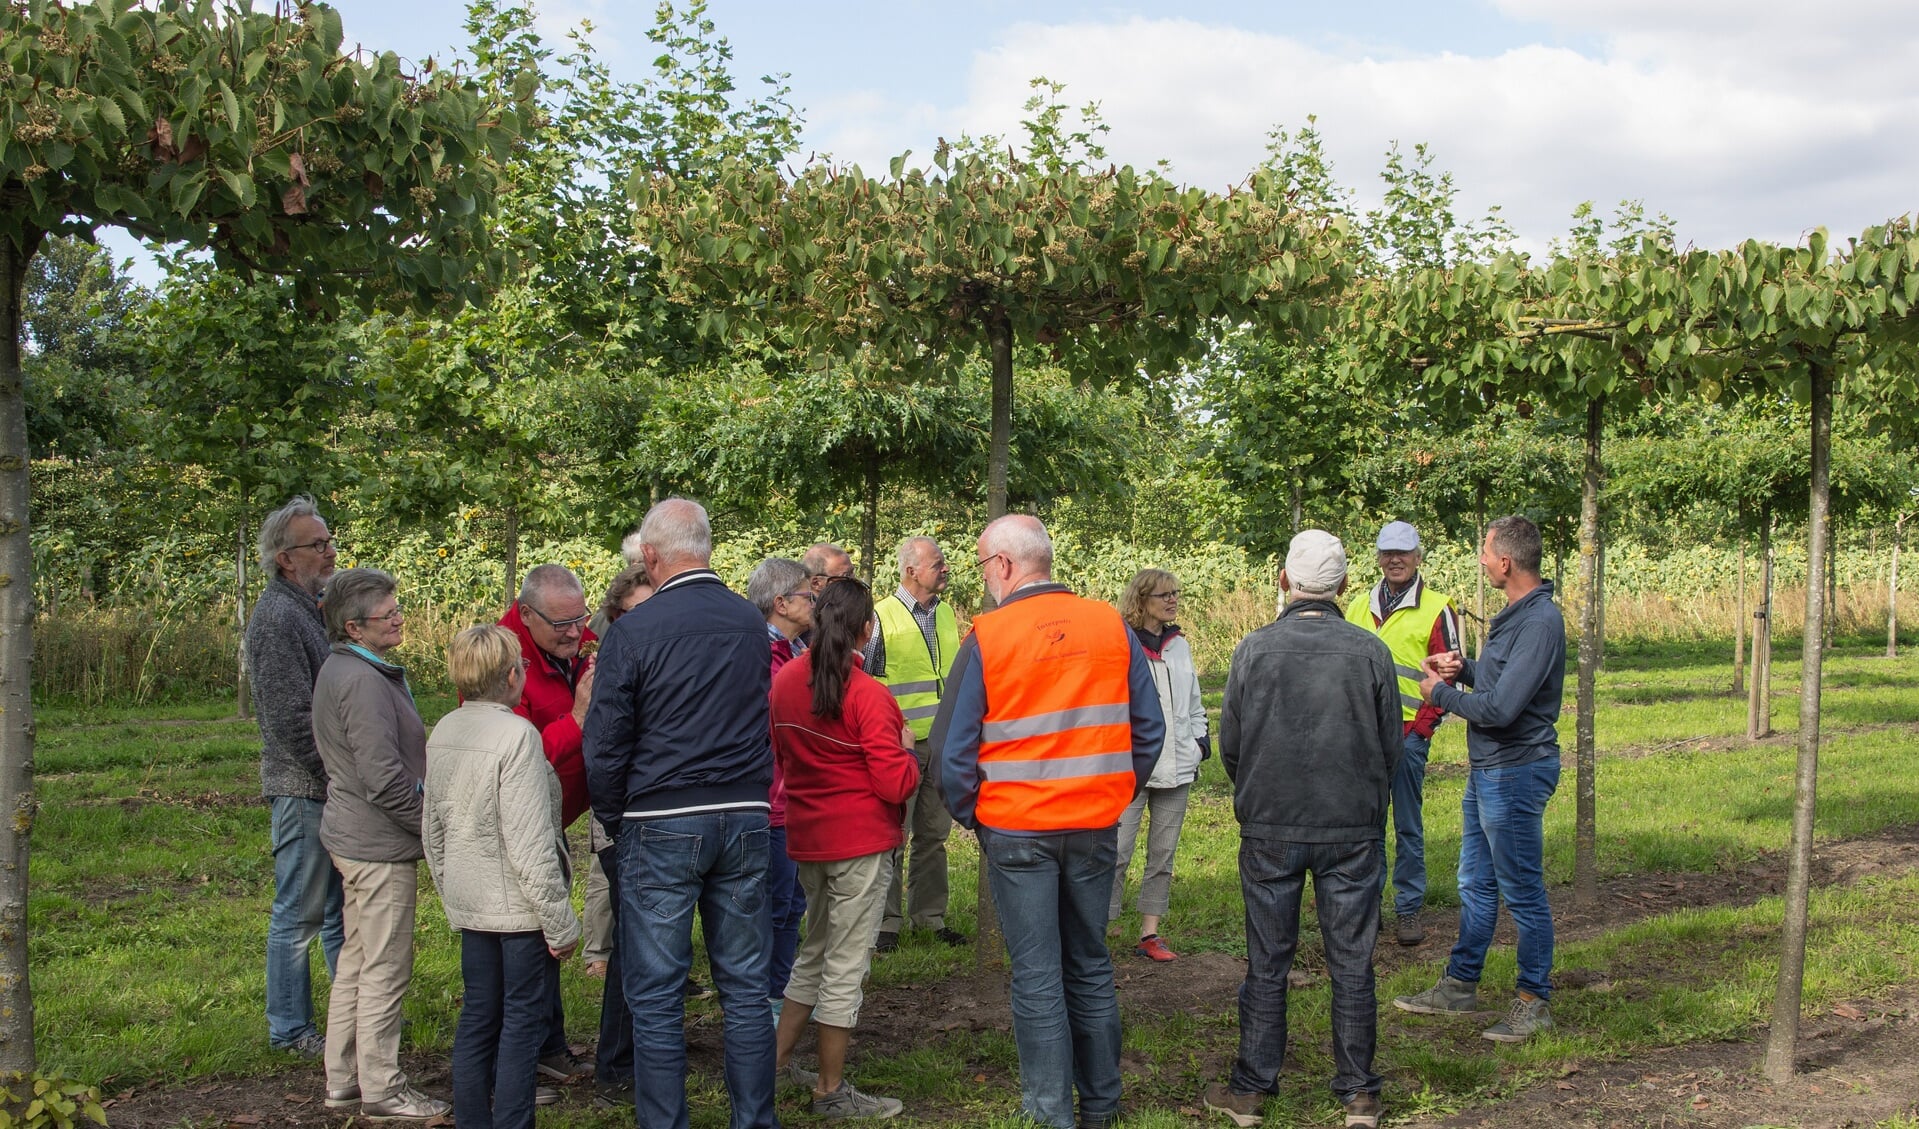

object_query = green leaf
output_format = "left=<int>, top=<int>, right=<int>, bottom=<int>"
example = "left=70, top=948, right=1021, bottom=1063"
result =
left=220, top=82, right=241, bottom=133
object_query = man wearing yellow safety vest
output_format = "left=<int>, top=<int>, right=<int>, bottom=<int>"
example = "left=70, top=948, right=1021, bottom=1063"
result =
left=932, top=515, right=1165, bottom=1129
left=870, top=536, right=967, bottom=952
left=1344, top=520, right=1461, bottom=946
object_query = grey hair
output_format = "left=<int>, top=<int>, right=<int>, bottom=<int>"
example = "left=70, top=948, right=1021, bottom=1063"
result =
left=746, top=557, right=809, bottom=618
left=619, top=525, right=645, bottom=565
left=801, top=542, right=849, bottom=578
left=1488, top=515, right=1544, bottom=576
left=323, top=568, right=397, bottom=643
left=638, top=497, right=712, bottom=565
left=258, top=495, right=323, bottom=576
left=518, top=563, right=584, bottom=609
left=980, top=514, right=1053, bottom=575
left=896, top=536, right=937, bottom=577
left=1291, top=583, right=1340, bottom=601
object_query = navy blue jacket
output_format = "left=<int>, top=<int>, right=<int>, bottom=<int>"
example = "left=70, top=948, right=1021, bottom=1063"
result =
left=583, top=569, right=772, bottom=831
left=1431, top=580, right=1566, bottom=769
left=929, top=583, right=1165, bottom=835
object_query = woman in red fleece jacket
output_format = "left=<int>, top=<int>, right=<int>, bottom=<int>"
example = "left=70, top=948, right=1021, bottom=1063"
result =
left=769, top=578, right=920, bottom=1119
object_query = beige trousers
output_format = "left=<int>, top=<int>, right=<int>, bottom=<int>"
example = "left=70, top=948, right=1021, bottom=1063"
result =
left=582, top=849, right=615, bottom=964
left=325, top=856, right=419, bottom=1102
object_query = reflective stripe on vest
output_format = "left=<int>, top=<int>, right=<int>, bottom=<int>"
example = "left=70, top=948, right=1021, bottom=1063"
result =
left=971, top=590, right=1137, bottom=832
left=877, top=597, right=960, bottom=740
left=1347, top=581, right=1454, bottom=722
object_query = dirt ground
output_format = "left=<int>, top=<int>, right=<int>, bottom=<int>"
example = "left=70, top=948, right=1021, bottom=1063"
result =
left=101, top=824, right=1919, bottom=1128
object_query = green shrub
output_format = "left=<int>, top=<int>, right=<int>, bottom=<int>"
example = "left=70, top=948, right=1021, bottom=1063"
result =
left=0, top=1073, right=106, bottom=1129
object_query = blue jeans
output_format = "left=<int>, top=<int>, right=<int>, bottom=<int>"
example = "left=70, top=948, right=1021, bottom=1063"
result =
left=452, top=930, right=551, bottom=1129
left=616, top=811, right=774, bottom=1129
left=979, top=827, right=1122, bottom=1129
left=1448, top=757, right=1561, bottom=999
left=1390, top=732, right=1431, bottom=917
left=1231, top=838, right=1383, bottom=1100
left=266, top=796, right=344, bottom=1046
left=767, top=825, right=805, bottom=1000
left=594, top=835, right=633, bottom=1089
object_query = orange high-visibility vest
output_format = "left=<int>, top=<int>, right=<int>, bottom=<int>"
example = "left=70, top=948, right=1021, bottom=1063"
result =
left=971, top=589, right=1138, bottom=832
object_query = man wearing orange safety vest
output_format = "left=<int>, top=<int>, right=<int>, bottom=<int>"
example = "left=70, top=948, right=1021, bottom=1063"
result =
left=932, top=514, right=1165, bottom=1129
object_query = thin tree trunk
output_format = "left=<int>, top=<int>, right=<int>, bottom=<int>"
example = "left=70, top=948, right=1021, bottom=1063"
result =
left=1765, top=362, right=1832, bottom=1083
left=235, top=521, right=252, bottom=719
left=1553, top=514, right=1567, bottom=590
left=502, top=506, right=520, bottom=611
left=1749, top=511, right=1773, bottom=740
left=860, top=449, right=880, bottom=585
left=976, top=307, right=1014, bottom=975
left=1890, top=513, right=1905, bottom=659
left=1289, top=474, right=1303, bottom=537
left=1735, top=535, right=1747, bottom=695
left=1474, top=486, right=1488, bottom=659
left=1761, top=518, right=1774, bottom=731
left=1573, top=397, right=1602, bottom=909
left=0, top=222, right=45, bottom=1070
left=1824, top=511, right=1837, bottom=654
left=1595, top=536, right=1607, bottom=671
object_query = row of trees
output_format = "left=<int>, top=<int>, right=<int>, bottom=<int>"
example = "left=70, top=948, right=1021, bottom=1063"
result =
left=6, top=0, right=1915, bottom=1081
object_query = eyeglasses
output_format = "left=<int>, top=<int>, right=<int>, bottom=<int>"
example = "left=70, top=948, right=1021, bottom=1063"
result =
left=781, top=589, right=817, bottom=603
left=525, top=604, right=591, bottom=632
left=289, top=537, right=337, bottom=554
left=823, top=574, right=870, bottom=592
left=357, top=605, right=405, bottom=626
left=1148, top=590, right=1181, bottom=600
left=975, top=552, right=1007, bottom=571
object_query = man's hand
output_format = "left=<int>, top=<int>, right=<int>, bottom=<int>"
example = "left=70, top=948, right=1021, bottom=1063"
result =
left=901, top=722, right=916, bottom=751
left=1419, top=650, right=1462, bottom=702
left=550, top=938, right=579, bottom=961
left=570, top=656, right=597, bottom=728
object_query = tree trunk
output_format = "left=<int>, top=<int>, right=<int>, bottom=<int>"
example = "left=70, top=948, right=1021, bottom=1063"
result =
left=1553, top=514, right=1568, bottom=590
left=0, top=223, right=45, bottom=1071
left=1473, top=486, right=1488, bottom=659
left=976, top=307, right=1014, bottom=974
left=1289, top=474, right=1303, bottom=537
left=1764, top=362, right=1832, bottom=1083
left=502, top=505, right=520, bottom=611
left=235, top=521, right=252, bottom=720
left=1573, top=398, right=1602, bottom=909
left=860, top=449, right=880, bottom=585
left=1824, top=511, right=1837, bottom=654
left=1734, top=535, right=1747, bottom=695
left=1890, top=513, right=1905, bottom=659
left=1748, top=510, right=1773, bottom=740
left=985, top=308, right=1013, bottom=523
left=1595, top=536, right=1607, bottom=671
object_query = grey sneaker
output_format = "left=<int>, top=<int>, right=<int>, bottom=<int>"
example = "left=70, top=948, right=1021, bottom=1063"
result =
left=323, top=1086, right=360, bottom=1111
left=1393, top=975, right=1479, bottom=1015
left=537, top=1049, right=594, bottom=1081
left=1342, top=1089, right=1383, bottom=1127
left=276, top=1031, right=326, bottom=1059
left=1482, top=994, right=1554, bottom=1042
left=812, top=1079, right=903, bottom=1119
left=1394, top=909, right=1425, bottom=946
left=782, top=1060, right=821, bottom=1091
left=360, top=1085, right=450, bottom=1121
left=534, top=1086, right=561, bottom=1107
left=1201, top=1082, right=1264, bottom=1127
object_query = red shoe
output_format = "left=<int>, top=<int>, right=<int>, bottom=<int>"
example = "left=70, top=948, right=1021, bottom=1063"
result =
left=1135, top=935, right=1177, bottom=962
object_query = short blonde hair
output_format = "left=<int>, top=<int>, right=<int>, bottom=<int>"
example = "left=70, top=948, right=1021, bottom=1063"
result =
left=448, top=625, right=522, bottom=703
left=1118, top=568, right=1177, bottom=629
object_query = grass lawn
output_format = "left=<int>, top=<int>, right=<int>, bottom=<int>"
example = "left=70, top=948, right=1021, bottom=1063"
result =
left=26, top=638, right=1919, bottom=1126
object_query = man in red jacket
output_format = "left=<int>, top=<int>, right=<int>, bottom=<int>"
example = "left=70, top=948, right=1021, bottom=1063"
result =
left=498, top=563, right=598, bottom=1085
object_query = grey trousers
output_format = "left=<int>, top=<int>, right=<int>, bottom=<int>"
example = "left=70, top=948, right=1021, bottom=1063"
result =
left=881, top=737, right=952, bottom=933
left=582, top=849, right=614, bottom=965
left=1109, top=784, right=1191, bottom=923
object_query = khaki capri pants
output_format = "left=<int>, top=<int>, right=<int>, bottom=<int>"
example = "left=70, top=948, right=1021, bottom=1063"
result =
left=783, top=851, right=890, bottom=1028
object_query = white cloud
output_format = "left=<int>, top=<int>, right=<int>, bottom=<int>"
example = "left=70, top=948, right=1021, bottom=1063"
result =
left=806, top=12, right=1919, bottom=254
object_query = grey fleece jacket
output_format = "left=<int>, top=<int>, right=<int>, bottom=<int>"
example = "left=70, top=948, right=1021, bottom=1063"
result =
left=247, top=575, right=331, bottom=800
left=1220, top=598, right=1403, bottom=843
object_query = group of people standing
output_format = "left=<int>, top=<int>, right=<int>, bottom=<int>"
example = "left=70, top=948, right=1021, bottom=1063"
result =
left=250, top=491, right=1565, bottom=1129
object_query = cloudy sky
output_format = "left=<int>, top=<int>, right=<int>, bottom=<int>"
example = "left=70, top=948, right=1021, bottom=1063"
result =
left=267, top=1, right=1918, bottom=254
